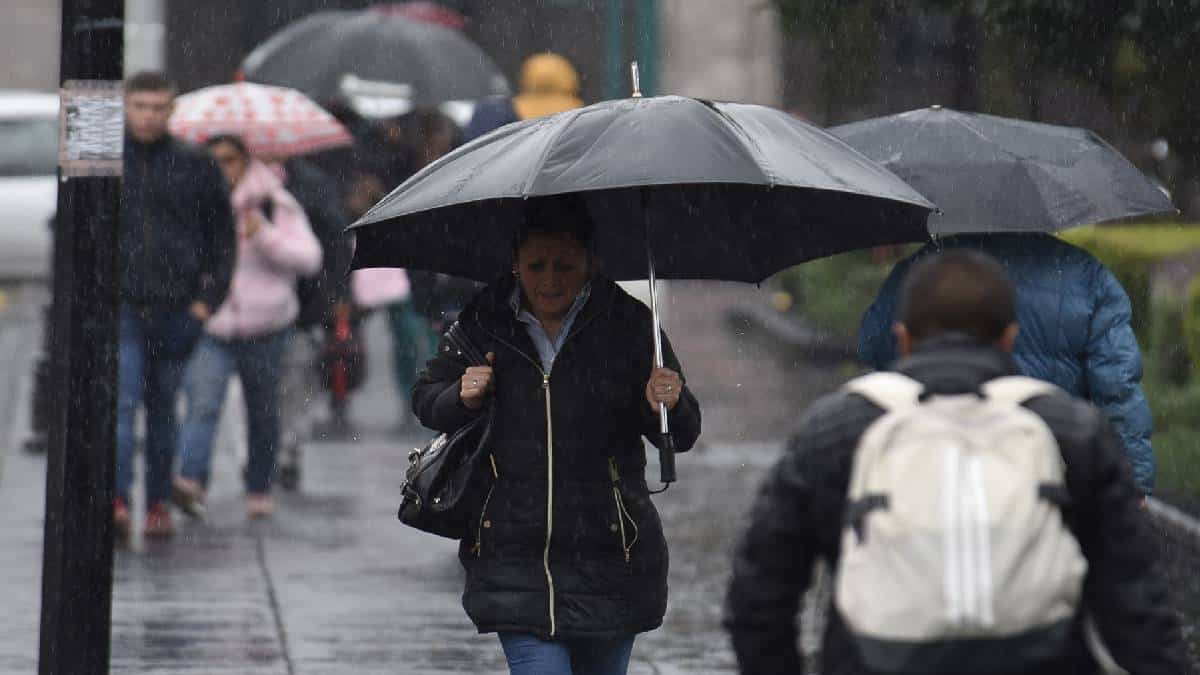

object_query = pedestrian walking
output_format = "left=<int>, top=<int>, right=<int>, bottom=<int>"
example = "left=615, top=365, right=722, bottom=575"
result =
left=858, top=233, right=1156, bottom=496
left=379, top=108, right=474, bottom=428
left=411, top=200, right=701, bottom=675
left=724, top=250, right=1185, bottom=675
left=463, top=52, right=583, bottom=142
left=115, top=71, right=236, bottom=542
left=172, top=135, right=321, bottom=519
left=274, top=155, right=355, bottom=486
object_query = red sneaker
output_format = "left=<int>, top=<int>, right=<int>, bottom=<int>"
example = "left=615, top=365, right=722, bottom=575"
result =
left=143, top=502, right=175, bottom=539
left=113, top=497, right=131, bottom=544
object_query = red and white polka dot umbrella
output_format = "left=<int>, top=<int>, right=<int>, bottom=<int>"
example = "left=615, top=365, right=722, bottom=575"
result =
left=169, top=82, right=352, bottom=157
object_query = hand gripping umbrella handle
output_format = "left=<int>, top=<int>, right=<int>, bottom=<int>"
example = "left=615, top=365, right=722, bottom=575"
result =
left=647, top=235, right=677, bottom=486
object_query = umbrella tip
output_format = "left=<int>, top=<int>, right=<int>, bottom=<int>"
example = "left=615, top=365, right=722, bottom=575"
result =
left=930, top=104, right=943, bottom=110
left=631, top=61, right=642, bottom=98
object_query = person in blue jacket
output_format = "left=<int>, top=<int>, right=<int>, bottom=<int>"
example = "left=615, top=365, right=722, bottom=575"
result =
left=858, top=233, right=1156, bottom=495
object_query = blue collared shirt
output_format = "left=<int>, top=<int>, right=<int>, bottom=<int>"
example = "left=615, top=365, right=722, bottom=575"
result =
left=510, top=282, right=593, bottom=373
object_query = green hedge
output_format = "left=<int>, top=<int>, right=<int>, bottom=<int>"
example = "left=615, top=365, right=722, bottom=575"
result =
left=1187, top=277, right=1200, bottom=372
left=772, top=248, right=913, bottom=341
left=1149, top=297, right=1191, bottom=385
left=1061, top=224, right=1200, bottom=344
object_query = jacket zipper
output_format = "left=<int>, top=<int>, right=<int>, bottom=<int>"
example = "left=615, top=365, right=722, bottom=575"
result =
left=477, top=303, right=606, bottom=639
left=542, top=371, right=556, bottom=635
left=609, top=457, right=639, bottom=564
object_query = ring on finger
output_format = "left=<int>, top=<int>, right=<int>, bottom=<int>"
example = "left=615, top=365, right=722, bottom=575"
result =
left=472, top=379, right=480, bottom=387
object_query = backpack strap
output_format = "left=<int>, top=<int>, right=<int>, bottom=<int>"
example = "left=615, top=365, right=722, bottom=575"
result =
left=844, top=372, right=924, bottom=412
left=982, top=376, right=1061, bottom=405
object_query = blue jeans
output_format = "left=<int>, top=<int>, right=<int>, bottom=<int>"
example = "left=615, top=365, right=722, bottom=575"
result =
left=177, top=330, right=290, bottom=494
left=498, top=633, right=635, bottom=675
left=117, top=306, right=202, bottom=507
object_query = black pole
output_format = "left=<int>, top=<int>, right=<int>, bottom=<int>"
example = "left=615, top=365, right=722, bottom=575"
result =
left=39, top=2, right=124, bottom=674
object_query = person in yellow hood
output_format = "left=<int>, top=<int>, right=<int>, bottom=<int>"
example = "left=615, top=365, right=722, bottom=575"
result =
left=464, top=53, right=583, bottom=141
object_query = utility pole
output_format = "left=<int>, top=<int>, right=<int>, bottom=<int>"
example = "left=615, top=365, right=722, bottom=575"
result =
left=39, top=1, right=124, bottom=674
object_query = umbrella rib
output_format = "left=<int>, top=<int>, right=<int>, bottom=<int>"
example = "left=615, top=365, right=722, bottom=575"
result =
left=950, top=115, right=1029, bottom=162
left=702, top=102, right=775, bottom=185
left=521, top=107, right=587, bottom=196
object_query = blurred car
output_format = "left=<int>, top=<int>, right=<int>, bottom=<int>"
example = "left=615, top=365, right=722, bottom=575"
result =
left=0, top=91, right=58, bottom=281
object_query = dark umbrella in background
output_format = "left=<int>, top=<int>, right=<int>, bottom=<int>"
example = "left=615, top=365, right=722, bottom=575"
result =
left=351, top=73, right=935, bottom=485
left=831, top=106, right=1176, bottom=237
left=239, top=8, right=509, bottom=121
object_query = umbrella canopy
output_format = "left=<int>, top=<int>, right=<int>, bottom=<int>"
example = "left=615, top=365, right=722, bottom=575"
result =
left=239, top=9, right=509, bottom=117
left=830, top=106, right=1175, bottom=237
left=169, top=82, right=352, bottom=157
left=350, top=95, right=934, bottom=283
left=373, top=2, right=467, bottom=31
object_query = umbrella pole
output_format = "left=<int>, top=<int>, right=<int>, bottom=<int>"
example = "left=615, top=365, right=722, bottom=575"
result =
left=646, top=225, right=677, bottom=486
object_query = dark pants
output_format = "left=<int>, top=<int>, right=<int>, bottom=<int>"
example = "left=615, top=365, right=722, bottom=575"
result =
left=117, top=305, right=201, bottom=508
left=387, top=300, right=436, bottom=399
left=177, top=330, right=290, bottom=494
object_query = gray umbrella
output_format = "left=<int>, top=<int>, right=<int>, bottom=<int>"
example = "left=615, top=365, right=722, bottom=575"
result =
left=240, top=10, right=509, bottom=109
left=830, top=106, right=1175, bottom=237
left=351, top=95, right=934, bottom=281
left=351, top=94, right=933, bottom=484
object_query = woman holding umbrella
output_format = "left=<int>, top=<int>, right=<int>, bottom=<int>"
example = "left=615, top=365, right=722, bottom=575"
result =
left=411, top=195, right=701, bottom=674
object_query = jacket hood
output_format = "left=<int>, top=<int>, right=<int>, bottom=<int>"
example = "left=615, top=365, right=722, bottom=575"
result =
left=514, top=53, right=583, bottom=120
left=231, top=159, right=284, bottom=212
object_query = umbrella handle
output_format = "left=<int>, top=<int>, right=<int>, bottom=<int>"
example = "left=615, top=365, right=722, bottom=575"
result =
left=647, top=224, right=677, bottom=486
left=658, top=402, right=676, bottom=482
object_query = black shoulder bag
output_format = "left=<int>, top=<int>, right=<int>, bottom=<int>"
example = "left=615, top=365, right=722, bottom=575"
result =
left=398, top=322, right=495, bottom=540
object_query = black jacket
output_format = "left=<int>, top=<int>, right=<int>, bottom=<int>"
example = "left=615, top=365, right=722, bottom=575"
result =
left=120, top=135, right=235, bottom=309
left=283, top=157, right=353, bottom=328
left=723, top=336, right=1186, bottom=675
left=412, top=276, right=701, bottom=640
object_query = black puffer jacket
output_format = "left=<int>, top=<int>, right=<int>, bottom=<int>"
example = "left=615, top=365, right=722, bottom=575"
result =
left=723, top=336, right=1187, bottom=675
left=412, top=276, right=701, bottom=640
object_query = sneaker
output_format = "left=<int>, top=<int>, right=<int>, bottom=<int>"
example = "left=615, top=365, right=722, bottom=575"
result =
left=143, top=502, right=175, bottom=538
left=172, top=476, right=207, bottom=520
left=245, top=493, right=275, bottom=519
left=113, top=497, right=131, bottom=544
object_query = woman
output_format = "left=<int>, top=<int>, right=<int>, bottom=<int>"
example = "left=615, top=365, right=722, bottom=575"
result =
left=412, top=196, right=701, bottom=675
left=173, top=135, right=322, bottom=518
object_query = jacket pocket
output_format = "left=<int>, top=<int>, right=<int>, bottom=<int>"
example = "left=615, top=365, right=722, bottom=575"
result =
left=472, top=454, right=500, bottom=557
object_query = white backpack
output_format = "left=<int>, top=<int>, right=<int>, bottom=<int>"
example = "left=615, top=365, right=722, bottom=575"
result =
left=834, top=372, right=1088, bottom=673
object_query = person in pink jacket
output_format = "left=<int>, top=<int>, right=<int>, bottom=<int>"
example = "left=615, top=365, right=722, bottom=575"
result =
left=174, top=135, right=322, bottom=518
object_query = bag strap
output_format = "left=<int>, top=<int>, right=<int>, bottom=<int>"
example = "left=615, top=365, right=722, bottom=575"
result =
left=843, top=372, right=924, bottom=412
left=981, top=376, right=1060, bottom=405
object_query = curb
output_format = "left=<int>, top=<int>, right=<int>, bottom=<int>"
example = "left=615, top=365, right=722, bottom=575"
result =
left=1146, top=497, right=1200, bottom=551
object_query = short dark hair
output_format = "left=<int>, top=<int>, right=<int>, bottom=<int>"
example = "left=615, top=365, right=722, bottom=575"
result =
left=125, top=70, right=176, bottom=95
left=897, top=250, right=1016, bottom=343
left=513, top=195, right=596, bottom=255
left=204, top=134, right=249, bottom=158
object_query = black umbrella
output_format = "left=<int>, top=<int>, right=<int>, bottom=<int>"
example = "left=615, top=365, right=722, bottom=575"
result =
left=351, top=93, right=934, bottom=483
left=830, top=106, right=1176, bottom=237
left=240, top=9, right=509, bottom=112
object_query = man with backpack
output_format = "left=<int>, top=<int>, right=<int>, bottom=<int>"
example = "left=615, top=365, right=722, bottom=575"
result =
left=723, top=251, right=1185, bottom=675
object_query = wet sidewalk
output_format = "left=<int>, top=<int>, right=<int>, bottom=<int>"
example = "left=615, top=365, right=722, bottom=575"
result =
left=0, top=283, right=802, bottom=674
